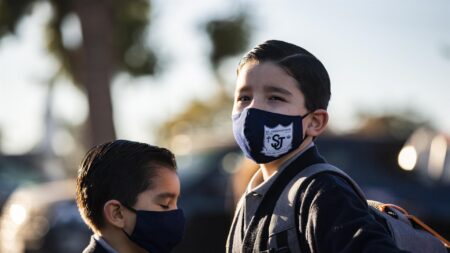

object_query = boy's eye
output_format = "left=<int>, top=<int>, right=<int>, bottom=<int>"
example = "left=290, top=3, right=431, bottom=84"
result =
left=269, top=96, right=285, bottom=101
left=159, top=204, right=170, bottom=209
left=237, top=95, right=251, bottom=102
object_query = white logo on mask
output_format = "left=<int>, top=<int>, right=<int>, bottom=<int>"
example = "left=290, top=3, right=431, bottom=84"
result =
left=261, top=124, right=293, bottom=157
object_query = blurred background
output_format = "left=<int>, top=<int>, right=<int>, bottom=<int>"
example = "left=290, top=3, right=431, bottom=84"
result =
left=0, top=0, right=449, bottom=252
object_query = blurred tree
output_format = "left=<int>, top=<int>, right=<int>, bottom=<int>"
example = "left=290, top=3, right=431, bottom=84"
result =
left=353, top=111, right=432, bottom=140
left=205, top=13, right=250, bottom=79
left=157, top=12, right=252, bottom=150
left=0, top=0, right=156, bottom=146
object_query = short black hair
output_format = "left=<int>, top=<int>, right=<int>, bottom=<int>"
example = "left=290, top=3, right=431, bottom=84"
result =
left=238, top=40, right=331, bottom=111
left=76, top=140, right=177, bottom=232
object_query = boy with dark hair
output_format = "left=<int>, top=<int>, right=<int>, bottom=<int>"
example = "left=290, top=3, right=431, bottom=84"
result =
left=76, top=140, right=185, bottom=253
left=227, top=40, right=408, bottom=252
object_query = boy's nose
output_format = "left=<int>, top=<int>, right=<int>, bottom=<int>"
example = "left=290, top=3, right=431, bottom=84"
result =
left=248, top=98, right=265, bottom=111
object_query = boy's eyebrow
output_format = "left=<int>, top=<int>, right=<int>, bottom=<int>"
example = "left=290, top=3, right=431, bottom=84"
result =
left=264, top=85, right=292, bottom=96
left=155, top=192, right=178, bottom=200
left=236, top=85, right=251, bottom=93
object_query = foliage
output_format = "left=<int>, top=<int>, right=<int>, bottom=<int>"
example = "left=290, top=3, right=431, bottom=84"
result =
left=157, top=11, right=252, bottom=147
left=354, top=111, right=432, bottom=140
left=0, top=0, right=157, bottom=81
left=0, top=0, right=157, bottom=147
left=204, top=12, right=251, bottom=69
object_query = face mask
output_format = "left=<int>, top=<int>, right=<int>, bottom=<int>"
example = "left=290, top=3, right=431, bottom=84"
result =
left=232, top=108, right=309, bottom=164
left=123, top=205, right=185, bottom=253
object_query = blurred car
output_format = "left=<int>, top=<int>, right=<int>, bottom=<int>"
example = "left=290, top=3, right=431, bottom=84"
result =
left=315, top=135, right=450, bottom=238
left=0, top=179, right=91, bottom=253
left=397, top=127, right=450, bottom=185
left=172, top=145, right=242, bottom=253
left=0, top=155, right=64, bottom=213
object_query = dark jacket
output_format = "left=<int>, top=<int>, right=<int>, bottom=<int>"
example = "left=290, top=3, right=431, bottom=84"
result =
left=82, top=236, right=110, bottom=253
left=227, top=146, right=409, bottom=253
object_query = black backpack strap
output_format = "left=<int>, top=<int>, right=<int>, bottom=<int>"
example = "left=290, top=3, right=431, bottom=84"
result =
left=242, top=146, right=325, bottom=253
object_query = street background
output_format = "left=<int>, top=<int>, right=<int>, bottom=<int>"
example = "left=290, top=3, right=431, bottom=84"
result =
left=0, top=0, right=449, bottom=252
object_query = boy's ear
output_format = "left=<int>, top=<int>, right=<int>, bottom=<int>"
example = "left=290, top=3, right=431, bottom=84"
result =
left=305, top=109, right=328, bottom=137
left=103, top=200, right=127, bottom=229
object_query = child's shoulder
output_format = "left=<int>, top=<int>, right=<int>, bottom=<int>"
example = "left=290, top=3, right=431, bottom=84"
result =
left=301, top=170, right=363, bottom=202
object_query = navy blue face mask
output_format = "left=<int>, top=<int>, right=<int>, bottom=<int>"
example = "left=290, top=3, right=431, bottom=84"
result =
left=123, top=205, right=185, bottom=253
left=232, top=108, right=309, bottom=164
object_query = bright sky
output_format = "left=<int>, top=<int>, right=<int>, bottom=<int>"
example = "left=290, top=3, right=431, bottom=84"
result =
left=0, top=0, right=449, bottom=154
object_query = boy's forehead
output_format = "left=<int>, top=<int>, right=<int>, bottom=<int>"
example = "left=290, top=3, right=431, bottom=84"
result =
left=236, top=62, right=257, bottom=86
left=235, top=61, right=270, bottom=91
left=235, top=61, right=300, bottom=93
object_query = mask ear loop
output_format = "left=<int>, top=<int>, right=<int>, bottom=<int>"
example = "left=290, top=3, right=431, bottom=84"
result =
left=122, top=203, right=138, bottom=213
left=301, top=111, right=313, bottom=141
left=121, top=203, right=138, bottom=239
left=301, top=111, right=311, bottom=119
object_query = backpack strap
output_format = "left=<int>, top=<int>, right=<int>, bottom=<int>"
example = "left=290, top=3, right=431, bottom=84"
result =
left=293, top=163, right=367, bottom=200
left=242, top=146, right=325, bottom=253
left=287, top=163, right=367, bottom=252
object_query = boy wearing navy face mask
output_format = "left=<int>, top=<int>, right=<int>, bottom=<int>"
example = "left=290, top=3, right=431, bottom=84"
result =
left=227, top=40, right=408, bottom=253
left=76, top=140, right=185, bottom=253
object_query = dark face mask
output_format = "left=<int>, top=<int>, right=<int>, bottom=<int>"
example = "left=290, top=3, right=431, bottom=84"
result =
left=232, top=108, right=309, bottom=164
left=123, top=205, right=185, bottom=253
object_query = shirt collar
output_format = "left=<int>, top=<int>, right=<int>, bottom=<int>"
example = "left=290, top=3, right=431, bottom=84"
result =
left=246, top=142, right=315, bottom=196
left=93, top=234, right=120, bottom=253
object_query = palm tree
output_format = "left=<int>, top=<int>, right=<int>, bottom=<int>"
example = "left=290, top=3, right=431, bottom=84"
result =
left=156, top=12, right=252, bottom=149
left=0, top=0, right=156, bottom=146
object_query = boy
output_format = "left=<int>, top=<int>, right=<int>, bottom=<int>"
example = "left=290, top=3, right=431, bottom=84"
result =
left=227, top=40, right=408, bottom=253
left=76, top=140, right=185, bottom=253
